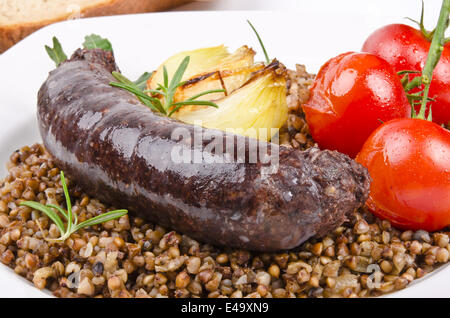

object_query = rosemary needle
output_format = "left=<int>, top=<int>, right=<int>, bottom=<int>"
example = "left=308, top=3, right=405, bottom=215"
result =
left=247, top=20, right=271, bottom=64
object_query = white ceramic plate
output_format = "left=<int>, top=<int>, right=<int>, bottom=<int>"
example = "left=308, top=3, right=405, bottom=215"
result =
left=0, top=8, right=449, bottom=298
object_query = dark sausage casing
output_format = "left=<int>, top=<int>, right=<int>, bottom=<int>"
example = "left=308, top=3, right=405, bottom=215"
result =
left=37, top=49, right=370, bottom=251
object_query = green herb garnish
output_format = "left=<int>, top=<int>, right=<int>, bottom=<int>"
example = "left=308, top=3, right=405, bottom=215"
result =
left=44, top=34, right=223, bottom=116
left=82, top=34, right=113, bottom=51
left=45, top=37, right=67, bottom=67
left=133, top=72, right=153, bottom=90
left=110, top=56, right=225, bottom=117
left=110, top=71, right=163, bottom=112
left=20, top=171, right=127, bottom=243
left=45, top=34, right=112, bottom=66
left=247, top=20, right=270, bottom=64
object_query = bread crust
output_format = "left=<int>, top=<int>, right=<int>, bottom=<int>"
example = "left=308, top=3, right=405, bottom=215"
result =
left=0, top=0, right=191, bottom=52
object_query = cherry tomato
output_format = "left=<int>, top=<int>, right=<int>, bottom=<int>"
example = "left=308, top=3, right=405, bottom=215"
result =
left=356, top=118, right=450, bottom=231
left=302, top=52, right=411, bottom=158
left=362, top=24, right=450, bottom=125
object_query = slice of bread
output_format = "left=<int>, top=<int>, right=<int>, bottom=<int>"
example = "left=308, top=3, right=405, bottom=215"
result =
left=0, top=0, right=192, bottom=52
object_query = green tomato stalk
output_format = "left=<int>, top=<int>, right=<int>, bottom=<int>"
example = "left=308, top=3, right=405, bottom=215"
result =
left=416, top=0, right=450, bottom=120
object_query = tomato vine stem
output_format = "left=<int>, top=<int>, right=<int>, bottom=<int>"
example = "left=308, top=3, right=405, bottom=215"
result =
left=416, top=0, right=450, bottom=120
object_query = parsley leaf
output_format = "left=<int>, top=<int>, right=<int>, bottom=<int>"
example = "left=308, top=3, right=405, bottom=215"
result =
left=82, top=34, right=113, bottom=51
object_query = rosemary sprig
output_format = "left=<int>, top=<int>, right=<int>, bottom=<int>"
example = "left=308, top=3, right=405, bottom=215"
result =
left=110, top=72, right=163, bottom=112
left=20, top=171, right=127, bottom=243
left=247, top=20, right=270, bottom=64
left=110, top=56, right=225, bottom=117
left=133, top=72, right=153, bottom=90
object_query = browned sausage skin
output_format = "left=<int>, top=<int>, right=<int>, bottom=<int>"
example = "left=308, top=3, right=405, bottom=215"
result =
left=37, top=49, right=370, bottom=251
